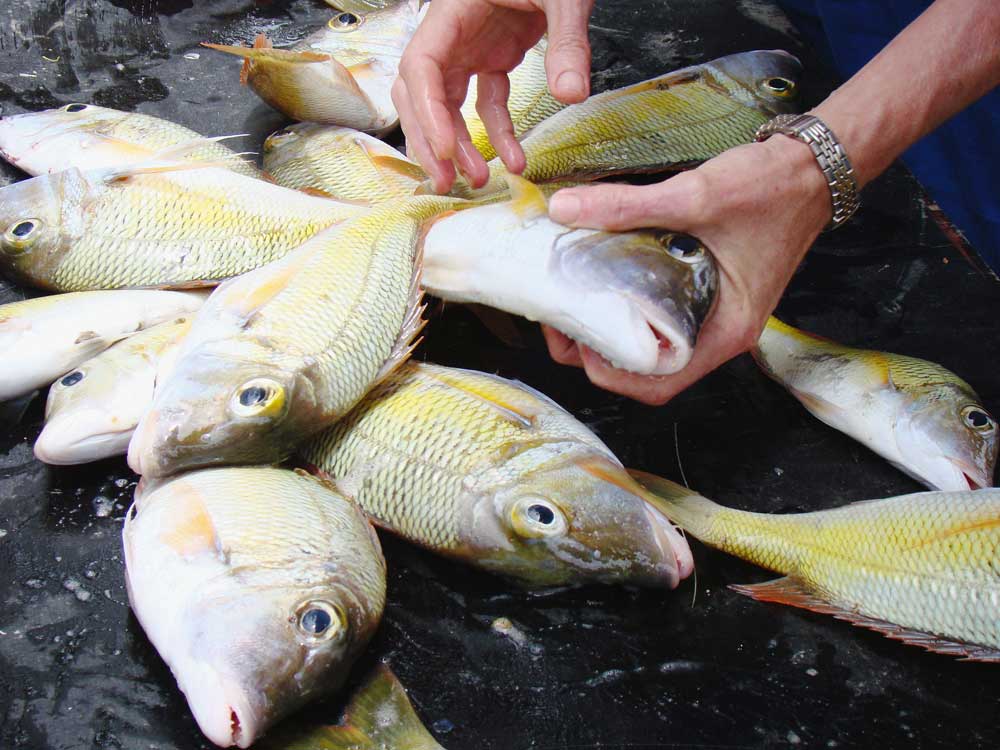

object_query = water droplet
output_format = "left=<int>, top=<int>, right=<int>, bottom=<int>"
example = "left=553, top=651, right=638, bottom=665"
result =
left=184, top=52, right=201, bottom=60
left=806, top=668, right=818, bottom=677
left=24, top=579, right=43, bottom=589
left=93, top=496, right=113, bottom=517
left=787, top=731, right=801, bottom=745
left=432, top=719, right=454, bottom=734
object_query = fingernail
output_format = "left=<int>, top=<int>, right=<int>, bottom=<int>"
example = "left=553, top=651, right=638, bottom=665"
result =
left=555, top=71, right=586, bottom=99
left=549, top=192, right=581, bottom=224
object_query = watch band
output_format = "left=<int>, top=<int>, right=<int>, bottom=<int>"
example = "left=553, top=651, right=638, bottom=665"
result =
left=755, top=114, right=860, bottom=230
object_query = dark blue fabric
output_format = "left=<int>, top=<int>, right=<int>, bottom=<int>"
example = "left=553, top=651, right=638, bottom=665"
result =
left=778, top=0, right=1000, bottom=270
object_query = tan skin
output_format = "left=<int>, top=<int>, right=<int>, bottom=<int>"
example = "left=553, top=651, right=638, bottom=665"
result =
left=394, top=0, right=1000, bottom=405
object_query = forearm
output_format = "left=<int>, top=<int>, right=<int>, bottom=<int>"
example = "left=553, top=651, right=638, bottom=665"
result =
left=812, top=0, right=1000, bottom=187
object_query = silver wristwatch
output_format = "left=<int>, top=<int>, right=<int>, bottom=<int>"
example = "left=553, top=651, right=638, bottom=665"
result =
left=755, top=113, right=860, bottom=230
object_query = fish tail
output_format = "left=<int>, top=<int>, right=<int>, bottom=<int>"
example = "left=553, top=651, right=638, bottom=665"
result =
left=627, top=468, right=720, bottom=539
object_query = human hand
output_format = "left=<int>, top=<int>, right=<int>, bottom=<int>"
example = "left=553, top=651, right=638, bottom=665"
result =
left=392, top=0, right=594, bottom=193
left=541, top=134, right=833, bottom=405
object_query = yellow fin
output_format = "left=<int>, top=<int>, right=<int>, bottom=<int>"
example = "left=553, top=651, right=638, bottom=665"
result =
left=505, top=173, right=548, bottom=219
left=99, top=136, right=248, bottom=182
left=216, top=240, right=320, bottom=319
left=627, top=468, right=719, bottom=539
left=372, top=240, right=427, bottom=385
left=367, top=152, right=429, bottom=183
left=422, top=368, right=539, bottom=428
left=256, top=665, right=446, bottom=749
left=158, top=486, right=222, bottom=557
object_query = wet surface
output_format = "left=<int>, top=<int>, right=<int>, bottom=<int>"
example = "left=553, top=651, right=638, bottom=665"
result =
left=2, top=1, right=1000, bottom=748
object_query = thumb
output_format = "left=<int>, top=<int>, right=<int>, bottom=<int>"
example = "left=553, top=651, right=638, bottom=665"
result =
left=543, top=0, right=593, bottom=103
left=548, top=172, right=707, bottom=231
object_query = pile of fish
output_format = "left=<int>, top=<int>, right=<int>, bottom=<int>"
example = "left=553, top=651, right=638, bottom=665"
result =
left=0, top=0, right=998, bottom=746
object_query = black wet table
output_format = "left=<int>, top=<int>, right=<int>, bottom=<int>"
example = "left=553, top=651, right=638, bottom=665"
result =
left=1, top=1, right=999, bottom=748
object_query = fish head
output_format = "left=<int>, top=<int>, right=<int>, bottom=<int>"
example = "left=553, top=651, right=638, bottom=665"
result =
left=0, top=170, right=84, bottom=287
left=262, top=122, right=344, bottom=170
left=35, top=364, right=136, bottom=464
left=706, top=50, right=802, bottom=114
left=0, top=103, right=142, bottom=175
left=896, top=383, right=999, bottom=490
left=469, top=451, right=691, bottom=588
left=123, top=474, right=382, bottom=748
left=554, top=228, right=718, bottom=374
left=309, top=0, right=426, bottom=61
left=129, top=351, right=311, bottom=476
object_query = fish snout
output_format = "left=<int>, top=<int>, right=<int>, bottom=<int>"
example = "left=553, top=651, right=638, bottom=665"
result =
left=128, top=409, right=171, bottom=477
left=179, top=662, right=260, bottom=748
left=644, top=502, right=694, bottom=586
left=35, top=410, right=132, bottom=465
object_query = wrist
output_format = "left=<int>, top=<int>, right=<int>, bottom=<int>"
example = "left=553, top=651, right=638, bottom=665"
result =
left=758, top=134, right=833, bottom=232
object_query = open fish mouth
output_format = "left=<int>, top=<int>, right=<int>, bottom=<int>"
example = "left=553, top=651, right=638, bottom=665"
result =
left=948, top=457, right=989, bottom=491
left=178, top=662, right=259, bottom=748
left=644, top=502, right=694, bottom=583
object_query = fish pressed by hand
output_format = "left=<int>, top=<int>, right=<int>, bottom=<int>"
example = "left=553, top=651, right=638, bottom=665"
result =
left=263, top=123, right=425, bottom=203
left=754, top=316, right=998, bottom=491
left=36, top=318, right=191, bottom=465
left=460, top=38, right=565, bottom=161
left=123, top=466, right=386, bottom=747
left=445, top=49, right=802, bottom=197
left=634, top=470, right=1000, bottom=662
left=422, top=175, right=718, bottom=375
left=301, top=361, right=692, bottom=588
left=128, top=197, right=445, bottom=477
left=257, top=665, right=445, bottom=750
left=0, top=290, right=206, bottom=402
left=0, top=150, right=365, bottom=291
left=204, top=1, right=426, bottom=132
left=0, top=102, right=259, bottom=177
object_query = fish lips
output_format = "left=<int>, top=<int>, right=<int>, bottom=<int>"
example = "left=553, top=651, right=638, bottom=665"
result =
left=177, top=662, right=260, bottom=748
left=35, top=410, right=133, bottom=465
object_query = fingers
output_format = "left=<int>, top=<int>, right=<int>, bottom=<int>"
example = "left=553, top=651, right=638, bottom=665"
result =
left=398, top=52, right=457, bottom=162
left=450, top=102, right=490, bottom=188
left=475, top=71, right=526, bottom=174
left=548, top=171, right=709, bottom=231
left=392, top=76, right=455, bottom=192
left=543, top=0, right=594, bottom=103
left=541, top=325, right=583, bottom=367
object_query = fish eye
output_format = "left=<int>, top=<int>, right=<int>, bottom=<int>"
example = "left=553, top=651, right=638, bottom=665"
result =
left=3, top=219, right=41, bottom=253
left=660, top=233, right=706, bottom=263
left=63, top=103, right=89, bottom=113
left=962, top=406, right=996, bottom=434
left=60, top=371, right=84, bottom=387
left=328, top=11, right=362, bottom=30
left=761, top=77, right=796, bottom=97
left=229, top=377, right=287, bottom=418
left=509, top=497, right=568, bottom=539
left=294, top=600, right=347, bottom=642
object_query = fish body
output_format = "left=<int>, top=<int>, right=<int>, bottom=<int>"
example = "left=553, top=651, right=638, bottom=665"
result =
left=0, top=157, right=364, bottom=291
left=205, top=1, right=426, bottom=132
left=460, top=38, right=565, bottom=161
left=128, top=197, right=447, bottom=477
left=0, top=103, right=259, bottom=177
left=422, top=176, right=718, bottom=374
left=258, top=666, right=445, bottom=750
left=263, top=123, right=424, bottom=202
left=635, top=471, right=1000, bottom=661
left=0, top=290, right=206, bottom=401
left=36, top=318, right=191, bottom=465
left=450, top=50, right=801, bottom=197
left=301, top=361, right=692, bottom=588
left=123, top=467, right=386, bottom=747
left=754, top=317, right=998, bottom=491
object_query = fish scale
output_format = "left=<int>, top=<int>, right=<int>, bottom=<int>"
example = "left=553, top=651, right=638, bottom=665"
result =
left=303, top=362, right=620, bottom=551
left=0, top=164, right=365, bottom=291
left=640, top=475, right=1000, bottom=659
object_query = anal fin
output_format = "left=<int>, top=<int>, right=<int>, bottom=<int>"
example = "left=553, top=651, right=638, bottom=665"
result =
left=732, top=577, right=1000, bottom=663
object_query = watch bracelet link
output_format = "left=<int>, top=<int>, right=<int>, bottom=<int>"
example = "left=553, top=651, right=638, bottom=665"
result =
left=754, top=114, right=860, bottom=230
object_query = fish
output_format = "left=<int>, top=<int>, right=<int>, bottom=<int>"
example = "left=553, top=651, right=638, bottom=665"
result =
left=300, top=361, right=692, bottom=588
left=321, top=0, right=401, bottom=14
left=204, top=1, right=427, bottom=132
left=127, top=197, right=448, bottom=477
left=753, top=316, right=998, bottom=491
left=35, top=318, right=191, bottom=465
left=421, top=175, right=718, bottom=375
left=460, top=38, right=565, bottom=161
left=257, top=665, right=445, bottom=750
left=634, top=470, right=1000, bottom=662
left=0, top=146, right=365, bottom=291
left=444, top=49, right=802, bottom=197
left=263, top=123, right=425, bottom=203
left=122, top=466, right=386, bottom=747
left=0, top=102, right=259, bottom=178
left=0, top=290, right=206, bottom=402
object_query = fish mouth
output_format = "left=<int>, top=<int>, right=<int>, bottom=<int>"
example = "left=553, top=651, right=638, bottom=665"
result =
left=644, top=314, right=694, bottom=376
left=179, top=662, right=259, bottom=748
left=643, top=502, right=694, bottom=585
left=35, top=413, right=134, bottom=465
left=947, top=457, right=990, bottom=491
